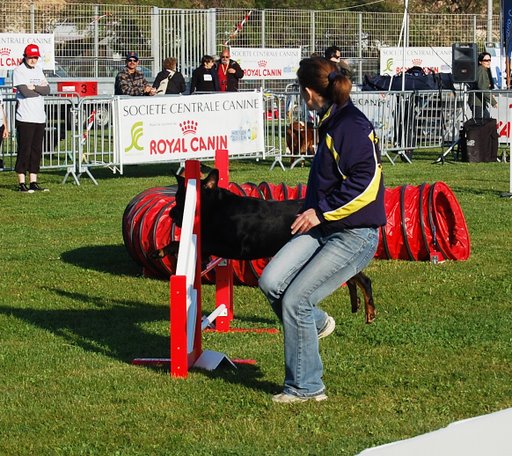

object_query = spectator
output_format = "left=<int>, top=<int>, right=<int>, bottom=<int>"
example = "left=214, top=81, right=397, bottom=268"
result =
left=13, top=44, right=50, bottom=193
left=216, top=49, right=244, bottom=92
left=0, top=91, right=8, bottom=170
left=190, top=55, right=220, bottom=93
left=324, top=45, right=351, bottom=74
left=153, top=57, right=186, bottom=95
left=469, top=52, right=496, bottom=119
left=114, top=52, right=156, bottom=96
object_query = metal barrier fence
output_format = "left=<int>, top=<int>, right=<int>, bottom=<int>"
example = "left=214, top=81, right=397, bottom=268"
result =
left=1, top=89, right=508, bottom=185
left=0, top=2, right=500, bottom=89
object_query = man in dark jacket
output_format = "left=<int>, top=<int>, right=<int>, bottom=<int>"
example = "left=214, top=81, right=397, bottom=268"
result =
left=216, top=48, right=244, bottom=92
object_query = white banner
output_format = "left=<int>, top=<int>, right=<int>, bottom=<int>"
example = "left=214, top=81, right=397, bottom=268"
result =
left=0, top=33, right=55, bottom=71
left=380, top=47, right=452, bottom=75
left=116, top=91, right=264, bottom=165
left=230, top=47, right=301, bottom=80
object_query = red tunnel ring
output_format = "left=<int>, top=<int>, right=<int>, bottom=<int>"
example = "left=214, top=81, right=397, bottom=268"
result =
left=122, top=181, right=471, bottom=282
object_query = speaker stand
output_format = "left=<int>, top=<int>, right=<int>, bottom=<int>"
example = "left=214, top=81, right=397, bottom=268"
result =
left=433, top=85, right=468, bottom=165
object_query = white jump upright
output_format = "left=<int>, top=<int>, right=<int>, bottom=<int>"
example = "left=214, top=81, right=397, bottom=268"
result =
left=170, top=159, right=237, bottom=377
left=132, top=159, right=236, bottom=377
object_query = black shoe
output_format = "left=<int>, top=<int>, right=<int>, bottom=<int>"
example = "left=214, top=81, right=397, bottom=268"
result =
left=29, top=182, right=49, bottom=192
left=19, top=183, right=34, bottom=193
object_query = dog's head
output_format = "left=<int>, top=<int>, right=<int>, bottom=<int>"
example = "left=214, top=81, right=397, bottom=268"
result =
left=170, top=168, right=220, bottom=227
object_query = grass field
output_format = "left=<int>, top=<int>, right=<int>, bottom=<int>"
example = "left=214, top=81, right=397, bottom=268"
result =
left=1, top=149, right=511, bottom=455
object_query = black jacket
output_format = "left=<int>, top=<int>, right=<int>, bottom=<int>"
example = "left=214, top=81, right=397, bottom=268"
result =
left=190, top=65, right=219, bottom=93
left=152, top=69, right=186, bottom=94
left=215, top=59, right=244, bottom=92
left=304, top=100, right=386, bottom=234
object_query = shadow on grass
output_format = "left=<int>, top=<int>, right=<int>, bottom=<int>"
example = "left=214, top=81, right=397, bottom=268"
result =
left=0, top=287, right=280, bottom=393
left=61, top=244, right=144, bottom=278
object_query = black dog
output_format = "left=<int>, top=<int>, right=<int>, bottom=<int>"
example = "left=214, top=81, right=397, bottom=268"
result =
left=154, top=169, right=376, bottom=323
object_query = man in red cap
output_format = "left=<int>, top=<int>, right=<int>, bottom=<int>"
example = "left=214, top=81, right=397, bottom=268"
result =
left=114, top=52, right=156, bottom=96
left=13, top=43, right=50, bottom=192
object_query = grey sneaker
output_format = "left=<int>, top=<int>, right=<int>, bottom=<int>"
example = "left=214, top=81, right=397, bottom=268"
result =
left=318, top=315, right=335, bottom=339
left=19, top=183, right=34, bottom=193
left=272, top=392, right=328, bottom=403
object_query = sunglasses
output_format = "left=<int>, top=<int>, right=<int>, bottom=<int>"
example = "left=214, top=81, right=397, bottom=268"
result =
left=127, top=58, right=138, bottom=63
left=481, top=59, right=491, bottom=62
left=221, top=55, right=230, bottom=58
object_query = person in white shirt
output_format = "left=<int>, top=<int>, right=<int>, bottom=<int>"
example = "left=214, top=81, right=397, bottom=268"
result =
left=0, top=92, right=9, bottom=170
left=13, top=43, right=50, bottom=193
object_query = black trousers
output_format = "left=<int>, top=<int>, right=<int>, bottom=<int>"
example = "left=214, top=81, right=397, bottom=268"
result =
left=15, top=121, right=45, bottom=175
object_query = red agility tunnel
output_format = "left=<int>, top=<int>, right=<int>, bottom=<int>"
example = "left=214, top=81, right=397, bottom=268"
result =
left=122, top=181, right=470, bottom=282
left=375, top=182, right=470, bottom=262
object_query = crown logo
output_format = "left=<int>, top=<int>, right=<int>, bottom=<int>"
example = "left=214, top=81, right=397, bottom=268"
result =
left=179, top=120, right=198, bottom=135
left=0, top=48, right=10, bottom=56
left=412, top=58, right=422, bottom=65
left=257, top=60, right=267, bottom=67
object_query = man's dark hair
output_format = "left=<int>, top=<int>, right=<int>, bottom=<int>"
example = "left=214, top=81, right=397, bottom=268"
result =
left=324, top=45, right=341, bottom=60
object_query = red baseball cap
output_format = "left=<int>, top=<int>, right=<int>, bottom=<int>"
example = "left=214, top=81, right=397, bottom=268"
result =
left=24, top=44, right=41, bottom=58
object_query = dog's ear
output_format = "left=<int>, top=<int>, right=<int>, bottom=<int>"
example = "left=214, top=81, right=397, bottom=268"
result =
left=175, top=173, right=185, bottom=187
left=199, top=164, right=214, bottom=178
left=202, top=169, right=219, bottom=190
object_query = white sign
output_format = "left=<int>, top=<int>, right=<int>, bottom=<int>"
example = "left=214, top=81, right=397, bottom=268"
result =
left=380, top=47, right=452, bottom=75
left=230, top=47, right=301, bottom=80
left=0, top=33, right=55, bottom=71
left=115, top=91, right=264, bottom=165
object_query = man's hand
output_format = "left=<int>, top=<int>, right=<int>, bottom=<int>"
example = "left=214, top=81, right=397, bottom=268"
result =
left=145, top=85, right=156, bottom=96
left=291, top=208, right=321, bottom=235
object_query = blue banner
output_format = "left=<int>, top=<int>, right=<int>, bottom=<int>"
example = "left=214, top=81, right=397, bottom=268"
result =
left=503, top=0, right=512, bottom=58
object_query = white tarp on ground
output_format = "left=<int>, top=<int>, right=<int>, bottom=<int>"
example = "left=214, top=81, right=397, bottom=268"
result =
left=358, top=408, right=512, bottom=455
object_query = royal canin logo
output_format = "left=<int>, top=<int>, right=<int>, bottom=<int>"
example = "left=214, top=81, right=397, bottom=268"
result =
left=412, top=58, right=422, bottom=66
left=179, top=120, right=198, bottom=135
left=0, top=48, right=10, bottom=56
left=257, top=60, right=267, bottom=67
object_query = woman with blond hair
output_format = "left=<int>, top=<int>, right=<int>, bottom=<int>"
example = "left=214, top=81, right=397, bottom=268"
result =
left=259, top=57, right=386, bottom=403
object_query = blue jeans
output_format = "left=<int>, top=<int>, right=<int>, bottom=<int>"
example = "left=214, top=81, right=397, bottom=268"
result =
left=259, top=227, right=379, bottom=397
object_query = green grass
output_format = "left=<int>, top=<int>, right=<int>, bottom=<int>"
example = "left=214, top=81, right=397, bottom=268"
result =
left=1, top=150, right=511, bottom=455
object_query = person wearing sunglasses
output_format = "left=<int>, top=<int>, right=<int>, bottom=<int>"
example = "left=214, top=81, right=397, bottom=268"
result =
left=216, top=48, right=244, bottom=92
left=469, top=52, right=496, bottom=119
left=12, top=44, right=50, bottom=193
left=114, top=52, right=156, bottom=96
left=324, top=45, right=351, bottom=77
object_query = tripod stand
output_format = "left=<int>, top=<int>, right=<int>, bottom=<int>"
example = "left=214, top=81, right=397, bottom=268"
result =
left=433, top=85, right=468, bottom=165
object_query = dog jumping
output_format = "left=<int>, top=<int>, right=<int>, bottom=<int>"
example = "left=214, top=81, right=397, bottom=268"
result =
left=153, top=169, right=376, bottom=323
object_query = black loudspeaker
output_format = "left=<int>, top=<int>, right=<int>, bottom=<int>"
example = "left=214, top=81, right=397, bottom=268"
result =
left=461, top=118, right=498, bottom=162
left=452, top=43, right=477, bottom=83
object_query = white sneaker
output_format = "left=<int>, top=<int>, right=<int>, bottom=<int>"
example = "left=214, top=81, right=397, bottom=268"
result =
left=272, top=392, right=328, bottom=403
left=318, top=315, right=335, bottom=340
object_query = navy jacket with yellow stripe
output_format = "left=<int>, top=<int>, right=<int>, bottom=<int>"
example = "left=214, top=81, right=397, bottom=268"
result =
left=303, top=99, right=386, bottom=235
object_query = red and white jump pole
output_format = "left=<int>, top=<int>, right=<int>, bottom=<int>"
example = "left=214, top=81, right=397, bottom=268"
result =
left=212, top=150, right=234, bottom=332
left=133, top=156, right=254, bottom=377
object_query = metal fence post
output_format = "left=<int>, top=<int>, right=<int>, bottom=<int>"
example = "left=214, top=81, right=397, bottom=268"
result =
left=94, top=5, right=99, bottom=79
left=152, top=7, right=160, bottom=77
left=207, top=8, right=216, bottom=56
